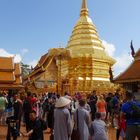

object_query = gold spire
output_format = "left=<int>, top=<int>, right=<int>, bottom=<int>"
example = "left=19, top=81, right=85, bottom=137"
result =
left=82, top=0, right=87, bottom=9
left=80, top=0, right=88, bottom=16
left=67, top=0, right=103, bottom=50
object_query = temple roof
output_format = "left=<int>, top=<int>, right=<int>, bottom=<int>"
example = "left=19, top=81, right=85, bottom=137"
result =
left=134, top=48, right=140, bottom=59
left=34, top=53, right=48, bottom=70
left=0, top=57, right=14, bottom=71
left=23, top=52, right=52, bottom=83
left=15, top=63, right=21, bottom=76
left=0, top=57, right=23, bottom=89
left=114, top=49, right=140, bottom=83
left=0, top=71, right=15, bottom=83
left=25, top=53, right=49, bottom=82
left=0, top=84, right=23, bottom=90
left=23, top=48, right=71, bottom=86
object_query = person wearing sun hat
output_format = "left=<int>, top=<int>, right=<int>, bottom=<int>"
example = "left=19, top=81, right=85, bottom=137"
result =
left=54, top=96, right=72, bottom=140
left=55, top=96, right=71, bottom=108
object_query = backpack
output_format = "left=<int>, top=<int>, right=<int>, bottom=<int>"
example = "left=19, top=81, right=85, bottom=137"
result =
left=39, top=119, right=47, bottom=130
left=126, top=102, right=140, bottom=119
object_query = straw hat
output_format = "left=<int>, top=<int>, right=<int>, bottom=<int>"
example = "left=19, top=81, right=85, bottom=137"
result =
left=55, top=97, right=71, bottom=108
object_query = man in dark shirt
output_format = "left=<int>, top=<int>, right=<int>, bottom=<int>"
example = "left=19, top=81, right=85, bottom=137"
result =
left=121, top=91, right=140, bottom=140
left=23, top=92, right=32, bottom=132
left=105, top=93, right=113, bottom=121
left=89, top=90, right=98, bottom=120
left=13, top=94, right=23, bottom=132
left=23, top=110, right=44, bottom=140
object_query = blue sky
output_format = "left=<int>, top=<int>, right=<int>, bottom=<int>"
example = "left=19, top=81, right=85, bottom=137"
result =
left=0, top=0, right=140, bottom=76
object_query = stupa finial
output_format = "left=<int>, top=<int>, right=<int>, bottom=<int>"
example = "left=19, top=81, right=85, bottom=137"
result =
left=82, top=0, right=87, bottom=9
left=80, top=0, right=88, bottom=16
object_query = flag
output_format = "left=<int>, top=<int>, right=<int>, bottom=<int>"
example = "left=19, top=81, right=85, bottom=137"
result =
left=130, top=40, right=135, bottom=58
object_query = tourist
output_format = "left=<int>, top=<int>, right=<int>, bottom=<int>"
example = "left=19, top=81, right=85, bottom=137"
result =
left=84, top=99, right=91, bottom=113
left=89, top=90, right=98, bottom=120
left=54, top=96, right=72, bottom=140
left=31, top=93, right=38, bottom=113
left=90, top=112, right=108, bottom=140
left=113, top=112, right=120, bottom=140
left=23, top=92, right=32, bottom=132
left=121, top=91, right=140, bottom=140
left=119, top=117, right=126, bottom=140
left=105, top=92, right=113, bottom=122
left=96, top=95, right=106, bottom=120
left=47, top=98, right=55, bottom=133
left=112, top=91, right=120, bottom=113
left=13, top=93, right=23, bottom=132
left=0, top=93, right=7, bottom=125
left=6, top=90, right=13, bottom=118
left=73, top=99, right=90, bottom=140
left=23, top=110, right=44, bottom=140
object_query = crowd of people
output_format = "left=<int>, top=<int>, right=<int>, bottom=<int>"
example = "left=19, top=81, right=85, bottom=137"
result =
left=0, top=89, right=140, bottom=140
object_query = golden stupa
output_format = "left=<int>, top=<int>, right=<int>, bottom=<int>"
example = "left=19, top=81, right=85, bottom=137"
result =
left=59, top=0, right=116, bottom=94
left=24, top=0, right=116, bottom=95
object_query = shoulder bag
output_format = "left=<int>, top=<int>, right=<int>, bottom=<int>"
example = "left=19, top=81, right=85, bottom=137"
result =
left=71, top=109, right=80, bottom=140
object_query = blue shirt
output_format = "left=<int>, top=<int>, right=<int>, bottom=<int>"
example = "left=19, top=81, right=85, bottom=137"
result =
left=121, top=101, right=140, bottom=125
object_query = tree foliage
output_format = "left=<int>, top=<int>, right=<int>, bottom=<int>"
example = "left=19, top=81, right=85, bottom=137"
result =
left=20, top=62, right=31, bottom=78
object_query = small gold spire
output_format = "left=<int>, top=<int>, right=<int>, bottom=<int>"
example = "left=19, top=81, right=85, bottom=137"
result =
left=80, top=0, right=88, bottom=16
left=82, top=0, right=87, bottom=9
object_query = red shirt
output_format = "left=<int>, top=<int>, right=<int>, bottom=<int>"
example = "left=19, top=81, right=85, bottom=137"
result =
left=96, top=101, right=106, bottom=112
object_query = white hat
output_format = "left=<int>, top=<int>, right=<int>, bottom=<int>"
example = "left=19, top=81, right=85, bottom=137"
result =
left=55, top=97, right=71, bottom=108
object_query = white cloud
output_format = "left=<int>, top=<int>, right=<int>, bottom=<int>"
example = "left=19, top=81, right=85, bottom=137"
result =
left=28, top=59, right=38, bottom=67
left=113, top=52, right=132, bottom=77
left=0, top=48, right=38, bottom=67
left=0, top=48, right=12, bottom=57
left=21, top=48, right=29, bottom=56
left=102, top=40, right=116, bottom=57
left=0, top=48, right=22, bottom=63
left=14, top=54, right=22, bottom=63
left=102, top=41, right=133, bottom=77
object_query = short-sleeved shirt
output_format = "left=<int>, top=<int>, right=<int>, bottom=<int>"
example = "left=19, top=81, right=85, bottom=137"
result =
left=91, top=119, right=108, bottom=140
left=29, top=118, right=44, bottom=140
left=121, top=101, right=140, bottom=125
left=96, top=101, right=106, bottom=113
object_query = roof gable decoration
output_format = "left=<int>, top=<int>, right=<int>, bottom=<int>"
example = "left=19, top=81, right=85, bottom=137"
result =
left=34, top=53, right=48, bottom=70
left=48, top=48, right=71, bottom=60
left=114, top=49, right=140, bottom=83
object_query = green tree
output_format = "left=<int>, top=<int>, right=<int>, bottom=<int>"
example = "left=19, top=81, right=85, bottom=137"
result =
left=20, top=62, right=31, bottom=78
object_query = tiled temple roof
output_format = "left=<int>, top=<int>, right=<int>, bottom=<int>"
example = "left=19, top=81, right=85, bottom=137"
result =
left=115, top=49, right=140, bottom=83
left=0, top=57, right=23, bottom=89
